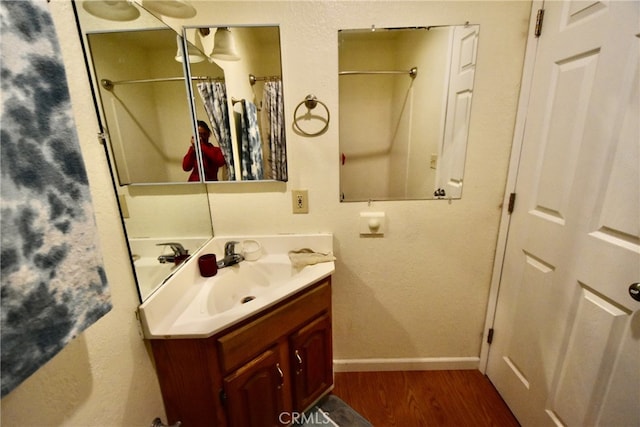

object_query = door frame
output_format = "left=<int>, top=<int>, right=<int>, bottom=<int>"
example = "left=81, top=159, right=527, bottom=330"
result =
left=479, top=0, right=544, bottom=373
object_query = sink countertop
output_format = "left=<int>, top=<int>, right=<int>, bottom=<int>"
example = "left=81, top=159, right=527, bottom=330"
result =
left=138, top=234, right=334, bottom=339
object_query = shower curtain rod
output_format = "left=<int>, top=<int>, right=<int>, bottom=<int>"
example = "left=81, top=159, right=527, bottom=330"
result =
left=100, top=76, right=222, bottom=91
left=339, top=66, right=418, bottom=78
left=249, top=74, right=281, bottom=85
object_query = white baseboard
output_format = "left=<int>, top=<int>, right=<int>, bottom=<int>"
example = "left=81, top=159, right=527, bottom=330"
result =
left=333, top=357, right=480, bottom=372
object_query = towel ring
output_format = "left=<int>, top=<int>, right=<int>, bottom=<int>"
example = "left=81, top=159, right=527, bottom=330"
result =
left=293, top=95, right=330, bottom=137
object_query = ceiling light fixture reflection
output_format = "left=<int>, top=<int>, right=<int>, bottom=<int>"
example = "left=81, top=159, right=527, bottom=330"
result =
left=141, top=0, right=196, bottom=19
left=174, top=35, right=206, bottom=63
left=82, top=0, right=140, bottom=21
left=211, top=27, right=240, bottom=61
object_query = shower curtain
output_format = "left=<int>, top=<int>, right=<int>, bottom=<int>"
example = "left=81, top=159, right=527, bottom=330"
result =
left=263, top=80, right=288, bottom=181
left=240, top=100, right=264, bottom=180
left=197, top=81, right=235, bottom=180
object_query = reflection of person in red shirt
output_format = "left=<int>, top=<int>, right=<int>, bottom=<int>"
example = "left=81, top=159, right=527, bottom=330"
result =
left=182, top=120, right=226, bottom=181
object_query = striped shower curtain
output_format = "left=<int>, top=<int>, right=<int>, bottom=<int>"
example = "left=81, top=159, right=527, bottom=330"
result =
left=197, top=81, right=235, bottom=180
left=263, top=80, right=288, bottom=181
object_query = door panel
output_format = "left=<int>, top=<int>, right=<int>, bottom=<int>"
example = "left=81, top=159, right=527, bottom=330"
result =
left=548, top=287, right=630, bottom=426
left=437, top=25, right=478, bottom=198
left=487, top=1, right=639, bottom=425
left=224, top=347, right=287, bottom=427
left=290, top=314, right=333, bottom=410
left=532, top=49, right=598, bottom=222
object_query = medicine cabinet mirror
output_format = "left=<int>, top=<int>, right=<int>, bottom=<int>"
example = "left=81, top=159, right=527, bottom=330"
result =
left=338, top=25, right=479, bottom=201
left=84, top=25, right=287, bottom=184
left=136, top=0, right=288, bottom=183
left=86, top=28, right=223, bottom=184
left=75, top=0, right=213, bottom=301
left=184, top=25, right=288, bottom=182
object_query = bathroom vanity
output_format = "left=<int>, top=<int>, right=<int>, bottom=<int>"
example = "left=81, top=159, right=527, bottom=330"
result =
left=150, top=278, right=332, bottom=426
left=138, top=234, right=335, bottom=426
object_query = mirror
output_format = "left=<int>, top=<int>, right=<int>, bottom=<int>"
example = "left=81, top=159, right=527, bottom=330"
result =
left=87, top=28, right=227, bottom=184
left=75, top=0, right=214, bottom=300
left=135, top=0, right=288, bottom=182
left=338, top=25, right=479, bottom=201
left=184, top=25, right=288, bottom=181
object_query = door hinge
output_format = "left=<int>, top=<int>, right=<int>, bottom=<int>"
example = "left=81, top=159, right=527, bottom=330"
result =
left=508, top=193, right=517, bottom=214
left=487, top=328, right=494, bottom=344
left=534, top=9, right=545, bottom=37
left=97, top=132, right=107, bottom=145
left=219, top=389, right=227, bottom=406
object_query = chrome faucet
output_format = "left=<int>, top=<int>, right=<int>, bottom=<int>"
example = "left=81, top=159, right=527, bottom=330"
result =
left=224, top=241, right=239, bottom=257
left=217, top=241, right=244, bottom=268
left=157, top=242, right=188, bottom=264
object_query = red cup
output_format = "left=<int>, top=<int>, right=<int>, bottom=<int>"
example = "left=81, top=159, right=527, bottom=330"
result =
left=198, top=254, right=218, bottom=277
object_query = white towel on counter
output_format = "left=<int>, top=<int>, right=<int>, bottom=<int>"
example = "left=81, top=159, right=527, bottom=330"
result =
left=288, top=248, right=336, bottom=269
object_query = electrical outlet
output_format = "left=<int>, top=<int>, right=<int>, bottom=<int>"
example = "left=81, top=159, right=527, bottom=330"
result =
left=292, top=190, right=309, bottom=214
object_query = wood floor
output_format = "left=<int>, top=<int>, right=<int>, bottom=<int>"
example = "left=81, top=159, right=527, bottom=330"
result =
left=331, top=370, right=520, bottom=427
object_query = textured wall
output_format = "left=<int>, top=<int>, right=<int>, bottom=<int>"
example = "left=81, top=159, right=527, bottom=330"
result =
left=195, top=1, right=531, bottom=363
left=1, top=1, right=530, bottom=425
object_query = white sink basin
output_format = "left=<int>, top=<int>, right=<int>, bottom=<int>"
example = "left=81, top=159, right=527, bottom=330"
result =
left=206, top=256, right=293, bottom=314
left=138, top=234, right=334, bottom=338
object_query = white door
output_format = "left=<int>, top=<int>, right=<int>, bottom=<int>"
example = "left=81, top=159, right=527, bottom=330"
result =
left=435, top=25, right=478, bottom=199
left=487, top=1, right=639, bottom=426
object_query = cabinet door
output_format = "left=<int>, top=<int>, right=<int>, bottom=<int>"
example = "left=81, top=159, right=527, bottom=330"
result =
left=290, top=313, right=333, bottom=410
left=224, top=346, right=287, bottom=427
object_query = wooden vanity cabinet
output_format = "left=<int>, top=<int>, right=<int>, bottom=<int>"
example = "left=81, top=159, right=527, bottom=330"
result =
left=290, top=313, right=333, bottom=410
left=150, top=278, right=332, bottom=427
left=223, top=345, right=288, bottom=427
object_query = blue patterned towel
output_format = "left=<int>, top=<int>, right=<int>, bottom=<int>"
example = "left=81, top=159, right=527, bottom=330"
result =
left=1, top=0, right=112, bottom=397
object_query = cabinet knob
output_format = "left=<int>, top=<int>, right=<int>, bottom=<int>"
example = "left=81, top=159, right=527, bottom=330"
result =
left=295, top=350, right=303, bottom=375
left=276, top=363, right=284, bottom=389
